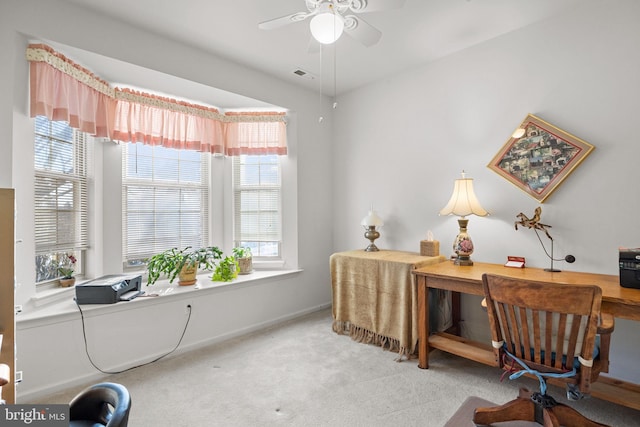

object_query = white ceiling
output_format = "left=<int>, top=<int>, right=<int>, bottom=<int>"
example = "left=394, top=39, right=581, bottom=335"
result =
left=57, top=0, right=581, bottom=109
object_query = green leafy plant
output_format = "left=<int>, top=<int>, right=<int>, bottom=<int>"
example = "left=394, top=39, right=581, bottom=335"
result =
left=212, top=255, right=239, bottom=282
left=146, top=246, right=223, bottom=285
left=232, top=246, right=252, bottom=259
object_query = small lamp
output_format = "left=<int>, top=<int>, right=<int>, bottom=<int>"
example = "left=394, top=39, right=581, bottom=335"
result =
left=439, top=171, right=488, bottom=265
left=309, top=3, right=345, bottom=44
left=361, top=207, right=384, bottom=252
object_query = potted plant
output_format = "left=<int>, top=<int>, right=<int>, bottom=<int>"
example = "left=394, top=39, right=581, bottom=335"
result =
left=212, top=255, right=239, bottom=282
left=233, top=246, right=253, bottom=275
left=57, top=253, right=77, bottom=287
left=146, top=246, right=223, bottom=286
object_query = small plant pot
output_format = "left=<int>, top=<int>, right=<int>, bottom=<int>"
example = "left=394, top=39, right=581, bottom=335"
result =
left=237, top=257, right=253, bottom=275
left=59, top=277, right=76, bottom=287
left=178, top=264, right=198, bottom=286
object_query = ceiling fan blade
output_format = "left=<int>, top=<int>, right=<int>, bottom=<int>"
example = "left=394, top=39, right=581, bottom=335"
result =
left=348, top=0, right=406, bottom=13
left=258, top=11, right=313, bottom=30
left=343, top=15, right=382, bottom=47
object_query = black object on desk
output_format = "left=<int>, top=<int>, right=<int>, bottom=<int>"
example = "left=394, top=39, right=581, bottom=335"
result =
left=619, top=248, right=640, bottom=289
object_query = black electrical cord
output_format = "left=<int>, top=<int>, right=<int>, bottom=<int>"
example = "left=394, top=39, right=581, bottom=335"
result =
left=75, top=299, right=191, bottom=375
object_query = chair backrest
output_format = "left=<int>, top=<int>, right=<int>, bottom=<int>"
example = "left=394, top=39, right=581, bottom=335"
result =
left=69, top=382, right=131, bottom=427
left=481, top=273, right=602, bottom=394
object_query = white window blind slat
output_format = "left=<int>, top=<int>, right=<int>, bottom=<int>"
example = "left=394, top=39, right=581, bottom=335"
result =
left=122, top=143, right=209, bottom=266
left=34, top=117, right=89, bottom=254
left=34, top=116, right=88, bottom=284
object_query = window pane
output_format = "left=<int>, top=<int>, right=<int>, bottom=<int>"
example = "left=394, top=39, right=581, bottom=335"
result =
left=233, top=155, right=282, bottom=258
left=122, top=144, right=209, bottom=265
left=34, top=116, right=88, bottom=284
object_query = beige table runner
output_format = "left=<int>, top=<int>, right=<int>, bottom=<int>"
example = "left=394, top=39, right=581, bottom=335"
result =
left=330, top=250, right=445, bottom=359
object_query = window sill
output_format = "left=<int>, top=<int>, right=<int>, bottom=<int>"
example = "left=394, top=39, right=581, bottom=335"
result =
left=19, top=269, right=302, bottom=328
left=31, top=281, right=81, bottom=307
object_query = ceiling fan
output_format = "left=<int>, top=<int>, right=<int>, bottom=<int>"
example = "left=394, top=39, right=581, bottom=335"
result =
left=258, top=0, right=406, bottom=47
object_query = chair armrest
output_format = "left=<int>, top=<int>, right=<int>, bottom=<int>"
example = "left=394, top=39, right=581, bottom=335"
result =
left=598, top=313, right=615, bottom=335
left=597, top=313, right=614, bottom=373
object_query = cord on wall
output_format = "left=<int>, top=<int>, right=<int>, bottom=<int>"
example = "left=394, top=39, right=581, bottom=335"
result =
left=75, top=300, right=192, bottom=374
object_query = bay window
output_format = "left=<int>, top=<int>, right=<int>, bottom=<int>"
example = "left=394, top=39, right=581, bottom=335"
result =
left=27, top=43, right=293, bottom=287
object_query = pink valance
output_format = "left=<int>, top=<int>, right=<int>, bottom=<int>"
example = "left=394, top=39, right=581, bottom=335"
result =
left=26, top=44, right=287, bottom=155
left=27, top=44, right=115, bottom=138
left=224, top=112, right=288, bottom=156
left=112, top=89, right=225, bottom=154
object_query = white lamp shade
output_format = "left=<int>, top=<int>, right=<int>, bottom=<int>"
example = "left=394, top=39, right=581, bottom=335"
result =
left=439, top=176, right=488, bottom=217
left=310, top=9, right=345, bottom=44
left=361, top=210, right=384, bottom=227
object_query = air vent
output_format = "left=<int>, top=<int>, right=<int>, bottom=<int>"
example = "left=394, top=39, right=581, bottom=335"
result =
left=292, top=68, right=316, bottom=80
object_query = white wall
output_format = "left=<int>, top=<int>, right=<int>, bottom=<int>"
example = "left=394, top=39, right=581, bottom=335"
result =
left=0, top=0, right=334, bottom=400
left=332, top=0, right=640, bottom=382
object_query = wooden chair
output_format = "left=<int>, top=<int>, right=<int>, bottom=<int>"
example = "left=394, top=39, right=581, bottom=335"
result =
left=473, top=273, right=614, bottom=427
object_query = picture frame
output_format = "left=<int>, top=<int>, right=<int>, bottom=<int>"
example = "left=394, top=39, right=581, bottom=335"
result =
left=487, top=114, right=594, bottom=203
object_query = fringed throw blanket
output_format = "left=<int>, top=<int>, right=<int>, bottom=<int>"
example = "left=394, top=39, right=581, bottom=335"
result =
left=330, top=250, right=445, bottom=360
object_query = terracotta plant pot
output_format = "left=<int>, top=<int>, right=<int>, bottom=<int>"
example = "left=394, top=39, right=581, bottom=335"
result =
left=178, top=263, right=198, bottom=286
left=237, top=257, right=253, bottom=275
left=59, top=277, right=76, bottom=287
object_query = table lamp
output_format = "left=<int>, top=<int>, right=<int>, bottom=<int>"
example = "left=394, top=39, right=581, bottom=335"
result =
left=361, top=207, right=384, bottom=252
left=439, top=171, right=488, bottom=265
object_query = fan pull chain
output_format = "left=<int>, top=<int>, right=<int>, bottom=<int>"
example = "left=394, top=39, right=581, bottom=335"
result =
left=333, top=38, right=338, bottom=110
left=318, top=43, right=324, bottom=123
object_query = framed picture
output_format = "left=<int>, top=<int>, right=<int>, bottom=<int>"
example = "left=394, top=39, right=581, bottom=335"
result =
left=487, top=114, right=594, bottom=203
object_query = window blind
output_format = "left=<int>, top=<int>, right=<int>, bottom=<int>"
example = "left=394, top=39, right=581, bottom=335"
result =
left=233, top=155, right=281, bottom=258
left=34, top=116, right=88, bottom=254
left=122, top=143, right=209, bottom=266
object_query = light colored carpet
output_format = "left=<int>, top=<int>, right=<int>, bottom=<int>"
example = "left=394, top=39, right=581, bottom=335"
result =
left=38, top=309, right=638, bottom=426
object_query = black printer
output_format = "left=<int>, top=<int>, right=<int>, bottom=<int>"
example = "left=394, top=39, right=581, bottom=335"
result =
left=75, top=274, right=143, bottom=304
left=619, top=248, right=640, bottom=289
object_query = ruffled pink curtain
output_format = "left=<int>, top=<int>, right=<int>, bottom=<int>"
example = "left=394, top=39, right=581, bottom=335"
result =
left=112, top=89, right=224, bottom=154
left=27, top=44, right=115, bottom=137
left=26, top=44, right=287, bottom=156
left=225, top=112, right=288, bottom=156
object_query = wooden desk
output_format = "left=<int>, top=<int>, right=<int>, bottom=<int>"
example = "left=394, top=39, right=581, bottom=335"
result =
left=412, top=261, right=640, bottom=409
left=331, top=250, right=445, bottom=358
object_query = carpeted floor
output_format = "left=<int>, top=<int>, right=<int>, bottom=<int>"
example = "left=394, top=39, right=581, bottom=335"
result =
left=38, top=309, right=639, bottom=426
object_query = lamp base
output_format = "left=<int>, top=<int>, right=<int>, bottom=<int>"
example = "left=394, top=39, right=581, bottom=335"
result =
left=364, top=226, right=381, bottom=252
left=365, top=243, right=380, bottom=252
left=454, top=255, right=473, bottom=266
left=452, top=218, right=475, bottom=266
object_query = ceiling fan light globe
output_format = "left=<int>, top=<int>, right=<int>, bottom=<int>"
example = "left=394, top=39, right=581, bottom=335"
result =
left=310, top=12, right=345, bottom=44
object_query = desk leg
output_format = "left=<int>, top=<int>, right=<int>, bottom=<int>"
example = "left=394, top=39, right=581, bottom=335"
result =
left=417, top=276, right=429, bottom=369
